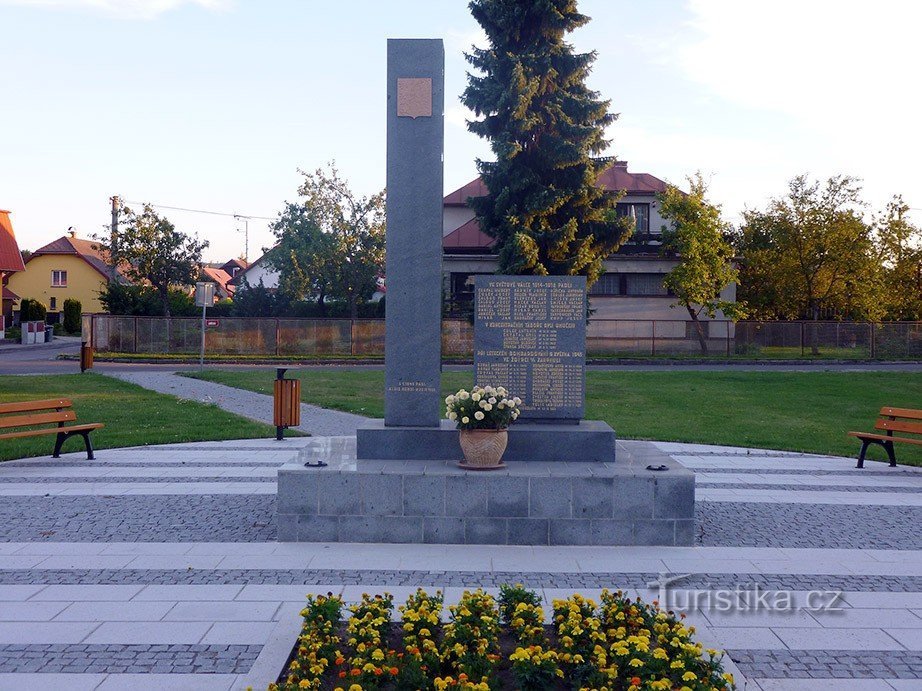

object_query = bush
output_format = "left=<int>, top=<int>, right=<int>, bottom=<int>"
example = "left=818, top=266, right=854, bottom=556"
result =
left=98, top=281, right=197, bottom=317
left=63, top=298, right=82, bottom=334
left=4, top=326, right=21, bottom=341
left=208, top=299, right=236, bottom=317
left=19, top=298, right=47, bottom=322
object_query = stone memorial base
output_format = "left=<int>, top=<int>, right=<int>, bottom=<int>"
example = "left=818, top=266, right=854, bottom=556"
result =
left=276, top=439, right=694, bottom=546
left=356, top=419, right=616, bottom=463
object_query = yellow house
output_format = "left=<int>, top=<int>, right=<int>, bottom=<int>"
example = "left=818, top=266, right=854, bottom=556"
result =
left=8, top=231, right=118, bottom=320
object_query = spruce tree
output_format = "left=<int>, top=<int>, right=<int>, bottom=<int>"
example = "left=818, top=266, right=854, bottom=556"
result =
left=462, top=0, right=632, bottom=282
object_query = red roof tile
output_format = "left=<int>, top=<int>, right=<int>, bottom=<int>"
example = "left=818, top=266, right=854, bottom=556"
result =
left=441, top=162, right=670, bottom=250
left=2, top=285, right=19, bottom=301
left=0, top=211, right=26, bottom=273
left=31, top=234, right=116, bottom=280
left=201, top=266, right=235, bottom=296
left=443, top=217, right=495, bottom=250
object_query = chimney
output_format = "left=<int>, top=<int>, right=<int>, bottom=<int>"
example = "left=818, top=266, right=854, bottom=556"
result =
left=613, top=160, right=628, bottom=169
left=68, top=227, right=77, bottom=238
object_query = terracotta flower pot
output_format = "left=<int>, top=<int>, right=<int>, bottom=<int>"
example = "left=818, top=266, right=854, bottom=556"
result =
left=459, top=428, right=508, bottom=468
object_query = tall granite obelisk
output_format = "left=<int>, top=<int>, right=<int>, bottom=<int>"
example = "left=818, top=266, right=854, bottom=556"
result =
left=383, top=39, right=445, bottom=427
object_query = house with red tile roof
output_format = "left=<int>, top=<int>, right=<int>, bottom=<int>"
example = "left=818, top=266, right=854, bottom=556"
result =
left=6, top=230, right=125, bottom=322
left=0, top=210, right=26, bottom=330
left=442, top=161, right=737, bottom=325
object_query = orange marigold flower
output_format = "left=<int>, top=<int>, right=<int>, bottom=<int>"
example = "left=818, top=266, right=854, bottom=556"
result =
left=631, top=677, right=641, bottom=685
left=458, top=673, right=468, bottom=681
left=335, top=657, right=345, bottom=665
left=338, top=671, right=347, bottom=679
left=390, top=667, right=399, bottom=675
left=351, top=668, right=361, bottom=676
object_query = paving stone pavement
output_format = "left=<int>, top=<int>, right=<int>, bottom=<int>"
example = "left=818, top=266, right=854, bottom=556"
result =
left=0, top=436, right=920, bottom=690
left=0, top=644, right=261, bottom=674
left=729, top=650, right=922, bottom=680
left=106, top=371, right=368, bottom=437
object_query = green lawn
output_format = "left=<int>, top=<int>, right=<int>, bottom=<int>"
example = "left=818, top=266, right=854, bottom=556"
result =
left=186, top=369, right=922, bottom=465
left=0, top=373, right=282, bottom=461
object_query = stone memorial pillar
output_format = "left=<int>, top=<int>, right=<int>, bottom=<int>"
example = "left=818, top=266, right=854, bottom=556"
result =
left=383, top=38, right=445, bottom=427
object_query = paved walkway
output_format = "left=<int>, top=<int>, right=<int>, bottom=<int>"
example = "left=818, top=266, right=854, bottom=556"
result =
left=106, top=371, right=367, bottom=438
left=0, top=438, right=921, bottom=689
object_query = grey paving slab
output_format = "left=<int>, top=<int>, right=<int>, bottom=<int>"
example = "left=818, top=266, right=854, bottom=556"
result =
left=105, top=371, right=367, bottom=437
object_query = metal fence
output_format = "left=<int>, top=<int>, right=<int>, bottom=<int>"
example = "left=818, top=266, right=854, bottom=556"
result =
left=81, top=314, right=922, bottom=359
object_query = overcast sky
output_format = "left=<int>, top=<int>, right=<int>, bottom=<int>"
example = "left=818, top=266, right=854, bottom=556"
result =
left=2, top=0, right=920, bottom=261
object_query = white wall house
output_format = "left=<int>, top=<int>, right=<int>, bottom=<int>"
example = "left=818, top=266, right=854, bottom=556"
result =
left=441, top=161, right=737, bottom=330
left=231, top=253, right=280, bottom=291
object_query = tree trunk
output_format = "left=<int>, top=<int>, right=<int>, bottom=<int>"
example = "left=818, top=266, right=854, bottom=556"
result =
left=160, top=286, right=171, bottom=318
left=316, top=291, right=326, bottom=318
left=810, top=302, right=820, bottom=355
left=687, top=305, right=708, bottom=354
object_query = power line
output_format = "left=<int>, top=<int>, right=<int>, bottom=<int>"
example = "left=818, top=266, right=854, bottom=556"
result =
left=120, top=199, right=275, bottom=221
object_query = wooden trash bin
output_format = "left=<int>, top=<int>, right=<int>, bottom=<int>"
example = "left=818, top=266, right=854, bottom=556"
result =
left=273, top=368, right=300, bottom=440
left=80, top=342, right=94, bottom=372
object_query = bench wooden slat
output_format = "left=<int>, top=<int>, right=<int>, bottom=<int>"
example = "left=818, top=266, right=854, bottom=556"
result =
left=881, top=407, right=922, bottom=421
left=0, top=399, right=72, bottom=415
left=0, top=410, right=76, bottom=430
left=848, top=431, right=922, bottom=446
left=875, top=419, right=922, bottom=436
left=0, top=423, right=104, bottom=441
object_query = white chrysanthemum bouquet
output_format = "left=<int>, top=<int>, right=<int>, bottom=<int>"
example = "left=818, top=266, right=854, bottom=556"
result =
left=445, top=385, right=521, bottom=430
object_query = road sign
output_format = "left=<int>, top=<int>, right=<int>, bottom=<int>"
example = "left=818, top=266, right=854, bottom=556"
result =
left=205, top=319, right=220, bottom=327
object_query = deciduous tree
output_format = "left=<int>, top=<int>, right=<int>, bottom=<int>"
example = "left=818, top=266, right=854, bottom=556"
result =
left=269, top=164, right=385, bottom=319
left=106, top=205, right=207, bottom=317
left=874, top=196, right=922, bottom=320
left=738, top=175, right=881, bottom=336
left=659, top=174, right=744, bottom=353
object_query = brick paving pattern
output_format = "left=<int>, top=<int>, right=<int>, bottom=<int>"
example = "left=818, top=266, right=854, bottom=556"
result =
left=0, top=644, right=261, bottom=674
left=729, top=649, right=922, bottom=680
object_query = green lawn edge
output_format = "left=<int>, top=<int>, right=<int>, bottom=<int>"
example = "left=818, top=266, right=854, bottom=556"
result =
left=0, top=373, right=286, bottom=462
left=184, top=369, right=922, bottom=466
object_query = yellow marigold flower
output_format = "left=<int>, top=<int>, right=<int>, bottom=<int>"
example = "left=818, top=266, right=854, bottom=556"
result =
left=628, top=658, right=644, bottom=667
left=682, top=671, right=697, bottom=681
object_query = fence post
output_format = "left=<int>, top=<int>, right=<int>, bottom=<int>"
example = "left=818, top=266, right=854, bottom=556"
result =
left=800, top=322, right=805, bottom=357
left=870, top=322, right=876, bottom=359
left=726, top=321, right=731, bottom=356
left=651, top=320, right=656, bottom=356
left=133, top=316, right=138, bottom=354
left=351, top=319, right=356, bottom=356
left=275, top=318, right=281, bottom=357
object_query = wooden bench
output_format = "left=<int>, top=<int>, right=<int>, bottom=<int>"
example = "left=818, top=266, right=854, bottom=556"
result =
left=0, top=399, right=103, bottom=459
left=848, top=406, right=922, bottom=468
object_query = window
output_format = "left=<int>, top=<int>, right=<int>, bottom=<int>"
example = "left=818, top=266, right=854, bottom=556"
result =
left=624, top=273, right=669, bottom=296
left=49, top=297, right=57, bottom=310
left=51, top=270, right=67, bottom=287
left=616, top=203, right=651, bottom=233
left=589, top=273, right=623, bottom=296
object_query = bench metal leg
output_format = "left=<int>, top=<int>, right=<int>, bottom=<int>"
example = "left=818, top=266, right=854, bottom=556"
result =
left=883, top=440, right=897, bottom=467
left=52, top=432, right=66, bottom=459
left=856, top=439, right=871, bottom=468
left=80, top=432, right=95, bottom=461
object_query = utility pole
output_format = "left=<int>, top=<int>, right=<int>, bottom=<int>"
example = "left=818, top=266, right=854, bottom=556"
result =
left=235, top=215, right=249, bottom=261
left=109, top=195, right=119, bottom=267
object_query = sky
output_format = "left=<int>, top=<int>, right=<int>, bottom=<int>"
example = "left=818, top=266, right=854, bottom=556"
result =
left=1, top=0, right=920, bottom=262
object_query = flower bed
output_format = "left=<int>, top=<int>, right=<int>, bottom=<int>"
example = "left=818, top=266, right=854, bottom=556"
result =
left=270, top=585, right=736, bottom=690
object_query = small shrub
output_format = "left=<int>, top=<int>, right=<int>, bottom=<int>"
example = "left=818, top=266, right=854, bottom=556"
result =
left=63, top=298, right=82, bottom=334
left=19, top=298, right=47, bottom=322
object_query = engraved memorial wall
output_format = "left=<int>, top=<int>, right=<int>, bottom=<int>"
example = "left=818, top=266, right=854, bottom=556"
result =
left=474, top=275, right=586, bottom=422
